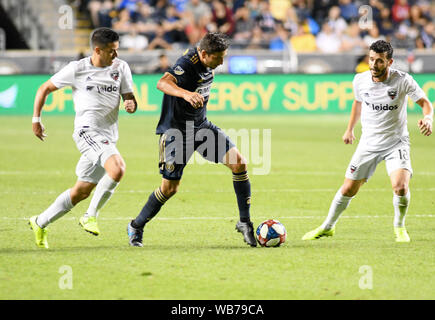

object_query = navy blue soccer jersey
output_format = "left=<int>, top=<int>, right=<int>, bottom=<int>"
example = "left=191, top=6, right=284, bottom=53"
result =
left=156, top=47, right=214, bottom=134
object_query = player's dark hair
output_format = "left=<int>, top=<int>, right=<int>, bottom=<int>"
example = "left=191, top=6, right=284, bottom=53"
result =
left=198, top=32, right=230, bottom=54
left=369, top=40, right=393, bottom=59
left=90, top=28, right=119, bottom=49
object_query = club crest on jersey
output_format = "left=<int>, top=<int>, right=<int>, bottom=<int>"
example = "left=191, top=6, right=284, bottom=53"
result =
left=165, top=163, right=175, bottom=172
left=110, top=71, right=119, bottom=81
left=101, top=139, right=109, bottom=145
left=174, top=65, right=184, bottom=75
left=387, top=88, right=397, bottom=100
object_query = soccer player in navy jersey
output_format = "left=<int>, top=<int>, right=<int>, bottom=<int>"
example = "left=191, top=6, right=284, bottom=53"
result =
left=127, top=32, right=257, bottom=247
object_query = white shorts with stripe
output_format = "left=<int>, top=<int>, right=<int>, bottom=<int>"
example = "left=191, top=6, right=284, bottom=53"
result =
left=345, top=139, right=413, bottom=181
left=72, top=127, right=120, bottom=184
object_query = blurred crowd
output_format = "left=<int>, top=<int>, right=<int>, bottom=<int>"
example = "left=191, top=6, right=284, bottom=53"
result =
left=74, top=0, right=435, bottom=53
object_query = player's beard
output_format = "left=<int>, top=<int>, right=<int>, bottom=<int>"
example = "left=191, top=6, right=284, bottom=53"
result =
left=371, top=67, right=387, bottom=79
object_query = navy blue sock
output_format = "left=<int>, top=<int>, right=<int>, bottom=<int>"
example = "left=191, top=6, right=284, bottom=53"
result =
left=132, top=188, right=168, bottom=228
left=232, top=171, right=251, bottom=223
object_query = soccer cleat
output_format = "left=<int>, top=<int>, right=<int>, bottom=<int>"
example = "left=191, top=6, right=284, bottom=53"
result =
left=394, top=227, right=410, bottom=242
left=127, top=221, right=143, bottom=247
left=302, top=226, right=335, bottom=240
left=235, top=221, right=257, bottom=247
left=79, top=215, right=100, bottom=236
left=29, top=216, right=49, bottom=248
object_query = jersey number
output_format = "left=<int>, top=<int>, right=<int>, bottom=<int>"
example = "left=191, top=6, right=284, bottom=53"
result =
left=398, top=149, right=409, bottom=161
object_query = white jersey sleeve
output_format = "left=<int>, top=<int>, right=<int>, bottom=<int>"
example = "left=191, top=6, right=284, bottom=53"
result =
left=50, top=62, right=76, bottom=89
left=353, top=73, right=363, bottom=102
left=402, top=73, right=426, bottom=102
left=120, top=61, right=134, bottom=95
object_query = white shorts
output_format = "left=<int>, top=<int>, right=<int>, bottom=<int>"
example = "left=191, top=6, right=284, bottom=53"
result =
left=345, top=140, right=413, bottom=181
left=72, top=127, right=120, bottom=184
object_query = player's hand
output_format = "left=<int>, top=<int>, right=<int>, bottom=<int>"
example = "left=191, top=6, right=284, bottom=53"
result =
left=124, top=99, right=137, bottom=113
left=342, top=129, right=355, bottom=144
left=418, top=117, right=433, bottom=136
left=184, top=92, right=204, bottom=109
left=32, top=122, right=47, bottom=141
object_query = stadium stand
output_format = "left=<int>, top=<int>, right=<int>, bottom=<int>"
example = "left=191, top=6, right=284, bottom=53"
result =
left=73, top=0, right=435, bottom=52
left=0, top=0, right=434, bottom=74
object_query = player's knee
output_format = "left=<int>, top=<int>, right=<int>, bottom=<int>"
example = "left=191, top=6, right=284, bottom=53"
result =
left=392, top=183, right=408, bottom=196
left=115, top=165, right=126, bottom=181
left=108, top=163, right=125, bottom=182
left=105, top=155, right=126, bottom=182
left=227, top=153, right=247, bottom=173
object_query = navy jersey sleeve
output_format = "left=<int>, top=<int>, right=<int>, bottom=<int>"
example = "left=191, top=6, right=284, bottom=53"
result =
left=167, top=56, right=195, bottom=88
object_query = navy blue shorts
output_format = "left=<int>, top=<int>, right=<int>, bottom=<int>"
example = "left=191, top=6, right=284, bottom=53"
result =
left=158, top=121, right=235, bottom=180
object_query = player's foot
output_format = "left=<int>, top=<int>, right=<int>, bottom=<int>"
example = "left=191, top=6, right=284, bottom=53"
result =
left=127, top=221, right=143, bottom=247
left=302, top=226, right=335, bottom=240
left=79, top=215, right=100, bottom=236
left=235, top=221, right=257, bottom=247
left=394, top=227, right=410, bottom=242
left=29, top=216, right=49, bottom=249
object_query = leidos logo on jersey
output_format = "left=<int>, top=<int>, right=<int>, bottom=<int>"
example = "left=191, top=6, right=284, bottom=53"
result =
left=86, top=84, right=118, bottom=93
left=95, top=85, right=118, bottom=94
left=367, top=102, right=398, bottom=111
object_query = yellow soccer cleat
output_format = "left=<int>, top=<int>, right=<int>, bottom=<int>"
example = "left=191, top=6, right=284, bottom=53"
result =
left=394, top=227, right=410, bottom=243
left=79, top=216, right=100, bottom=236
left=302, top=226, right=335, bottom=240
left=29, top=216, right=49, bottom=248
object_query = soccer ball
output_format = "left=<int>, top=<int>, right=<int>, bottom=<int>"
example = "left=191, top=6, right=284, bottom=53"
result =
left=256, top=219, right=287, bottom=247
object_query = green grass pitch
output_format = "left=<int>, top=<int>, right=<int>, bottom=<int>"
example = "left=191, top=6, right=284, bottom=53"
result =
left=0, top=114, right=434, bottom=300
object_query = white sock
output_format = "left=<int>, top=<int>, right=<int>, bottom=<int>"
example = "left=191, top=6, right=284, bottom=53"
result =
left=321, top=188, right=354, bottom=230
left=393, top=190, right=410, bottom=227
left=86, top=174, right=119, bottom=218
left=37, top=189, right=74, bottom=228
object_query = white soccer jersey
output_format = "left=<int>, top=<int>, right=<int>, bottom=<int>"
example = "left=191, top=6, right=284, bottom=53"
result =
left=50, top=57, right=134, bottom=142
left=353, top=68, right=427, bottom=151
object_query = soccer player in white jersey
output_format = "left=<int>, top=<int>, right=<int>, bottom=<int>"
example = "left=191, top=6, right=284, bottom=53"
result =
left=29, top=28, right=137, bottom=248
left=302, top=40, right=433, bottom=243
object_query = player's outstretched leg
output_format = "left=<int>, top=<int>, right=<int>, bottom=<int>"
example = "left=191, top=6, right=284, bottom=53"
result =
left=128, top=179, right=176, bottom=247
left=80, top=154, right=125, bottom=236
left=29, top=188, right=74, bottom=248
left=302, top=189, right=352, bottom=240
left=302, top=179, right=363, bottom=241
left=29, top=182, right=95, bottom=248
